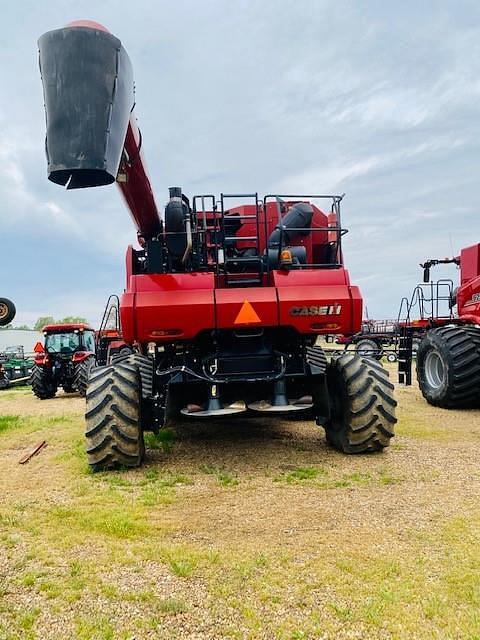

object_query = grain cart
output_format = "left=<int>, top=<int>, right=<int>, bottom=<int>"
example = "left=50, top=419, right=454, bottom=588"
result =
left=0, top=298, right=16, bottom=327
left=398, top=250, right=480, bottom=407
left=31, top=323, right=95, bottom=398
left=38, top=21, right=396, bottom=469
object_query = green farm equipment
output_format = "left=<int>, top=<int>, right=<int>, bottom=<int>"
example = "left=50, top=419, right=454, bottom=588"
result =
left=0, top=346, right=34, bottom=389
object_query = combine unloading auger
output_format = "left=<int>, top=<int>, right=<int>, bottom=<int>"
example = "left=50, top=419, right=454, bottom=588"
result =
left=39, top=21, right=396, bottom=470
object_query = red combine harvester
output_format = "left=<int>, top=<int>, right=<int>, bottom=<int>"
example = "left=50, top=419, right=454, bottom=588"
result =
left=38, top=21, right=396, bottom=469
left=398, top=249, right=480, bottom=407
left=31, top=324, right=95, bottom=398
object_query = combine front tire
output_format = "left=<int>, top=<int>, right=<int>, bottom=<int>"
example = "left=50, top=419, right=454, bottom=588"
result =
left=324, top=354, right=396, bottom=453
left=416, top=325, right=480, bottom=408
left=31, top=365, right=57, bottom=399
left=74, top=356, right=95, bottom=397
left=85, top=361, right=144, bottom=471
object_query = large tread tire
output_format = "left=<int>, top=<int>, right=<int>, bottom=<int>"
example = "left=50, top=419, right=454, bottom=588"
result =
left=30, top=364, right=57, bottom=399
left=355, top=338, right=382, bottom=360
left=74, top=356, right=95, bottom=397
left=85, top=361, right=144, bottom=471
left=0, top=298, right=15, bottom=327
left=110, top=352, right=154, bottom=399
left=324, top=354, right=396, bottom=453
left=416, top=325, right=480, bottom=408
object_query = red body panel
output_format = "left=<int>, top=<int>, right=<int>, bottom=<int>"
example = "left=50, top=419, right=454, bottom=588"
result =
left=121, top=265, right=362, bottom=343
left=457, top=244, right=480, bottom=321
left=121, top=273, right=216, bottom=343
left=274, top=271, right=361, bottom=335
left=215, top=288, right=278, bottom=329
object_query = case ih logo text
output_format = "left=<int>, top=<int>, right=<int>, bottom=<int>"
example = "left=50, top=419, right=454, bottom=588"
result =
left=289, top=304, right=342, bottom=316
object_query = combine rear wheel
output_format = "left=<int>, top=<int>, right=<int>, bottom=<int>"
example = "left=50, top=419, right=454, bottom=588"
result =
left=416, top=325, right=480, bottom=408
left=85, top=361, right=144, bottom=471
left=74, top=356, right=95, bottom=397
left=0, top=298, right=15, bottom=327
left=324, top=354, right=396, bottom=453
left=31, top=365, right=57, bottom=399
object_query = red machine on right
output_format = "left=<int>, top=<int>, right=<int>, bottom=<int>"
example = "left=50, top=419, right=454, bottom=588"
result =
left=399, top=243, right=480, bottom=408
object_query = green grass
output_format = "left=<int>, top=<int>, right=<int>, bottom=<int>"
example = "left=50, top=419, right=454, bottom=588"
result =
left=158, top=596, right=189, bottom=614
left=274, top=466, right=403, bottom=488
left=199, top=464, right=239, bottom=487
left=144, top=428, right=175, bottom=453
left=0, top=414, right=21, bottom=433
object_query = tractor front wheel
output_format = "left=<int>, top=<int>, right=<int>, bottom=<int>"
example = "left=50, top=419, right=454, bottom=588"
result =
left=85, top=361, right=144, bottom=471
left=74, top=356, right=95, bottom=397
left=31, top=365, right=57, bottom=399
left=416, top=325, right=480, bottom=408
left=324, top=354, right=396, bottom=453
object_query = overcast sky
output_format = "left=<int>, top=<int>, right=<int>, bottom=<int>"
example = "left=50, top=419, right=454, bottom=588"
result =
left=1, top=0, right=479, bottom=327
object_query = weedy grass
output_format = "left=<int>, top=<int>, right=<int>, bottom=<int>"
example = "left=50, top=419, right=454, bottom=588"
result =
left=199, top=463, right=239, bottom=486
left=274, top=465, right=403, bottom=489
left=0, top=414, right=21, bottom=434
left=144, top=428, right=175, bottom=453
left=1, top=385, right=480, bottom=639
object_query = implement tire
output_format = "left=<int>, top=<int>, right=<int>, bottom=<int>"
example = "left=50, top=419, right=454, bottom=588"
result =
left=31, top=364, right=57, bottom=399
left=416, top=325, right=480, bottom=408
left=74, top=356, right=95, bottom=397
left=324, top=354, right=396, bottom=453
left=0, top=298, right=15, bottom=327
left=355, top=338, right=382, bottom=360
left=85, top=361, right=144, bottom=471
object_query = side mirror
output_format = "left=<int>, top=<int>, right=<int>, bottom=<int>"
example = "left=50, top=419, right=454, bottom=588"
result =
left=423, top=266, right=430, bottom=283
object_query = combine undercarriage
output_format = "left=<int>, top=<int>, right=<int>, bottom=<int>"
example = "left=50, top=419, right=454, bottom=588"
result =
left=85, top=338, right=396, bottom=470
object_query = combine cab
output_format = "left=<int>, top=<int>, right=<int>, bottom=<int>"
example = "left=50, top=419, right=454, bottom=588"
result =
left=31, top=324, right=95, bottom=398
left=0, top=298, right=16, bottom=327
left=38, top=21, right=397, bottom=469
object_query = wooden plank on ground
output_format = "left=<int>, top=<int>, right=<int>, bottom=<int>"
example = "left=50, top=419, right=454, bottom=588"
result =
left=18, top=441, right=47, bottom=464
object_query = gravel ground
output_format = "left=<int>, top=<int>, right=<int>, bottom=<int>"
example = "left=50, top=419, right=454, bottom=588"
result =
left=1, top=368, right=480, bottom=639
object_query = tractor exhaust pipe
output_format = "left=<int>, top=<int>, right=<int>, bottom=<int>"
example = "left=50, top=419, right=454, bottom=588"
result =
left=38, top=20, right=162, bottom=238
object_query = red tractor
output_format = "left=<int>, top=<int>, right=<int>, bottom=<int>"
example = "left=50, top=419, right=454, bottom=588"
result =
left=398, top=249, right=480, bottom=407
left=38, top=21, right=396, bottom=469
left=31, top=324, right=95, bottom=398
left=0, top=298, right=16, bottom=327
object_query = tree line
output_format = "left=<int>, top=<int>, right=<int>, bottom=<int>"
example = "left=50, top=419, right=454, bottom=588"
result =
left=0, top=316, right=89, bottom=331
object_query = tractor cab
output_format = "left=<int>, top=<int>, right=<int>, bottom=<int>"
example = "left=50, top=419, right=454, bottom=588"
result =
left=31, top=324, right=96, bottom=399
left=43, top=324, right=95, bottom=356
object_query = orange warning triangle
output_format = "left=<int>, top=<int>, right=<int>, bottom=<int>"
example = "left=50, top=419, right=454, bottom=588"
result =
left=234, top=300, right=261, bottom=324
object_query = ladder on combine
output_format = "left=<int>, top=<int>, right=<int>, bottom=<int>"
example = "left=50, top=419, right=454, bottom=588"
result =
left=220, top=193, right=264, bottom=287
left=396, top=280, right=454, bottom=385
left=96, top=295, right=121, bottom=365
